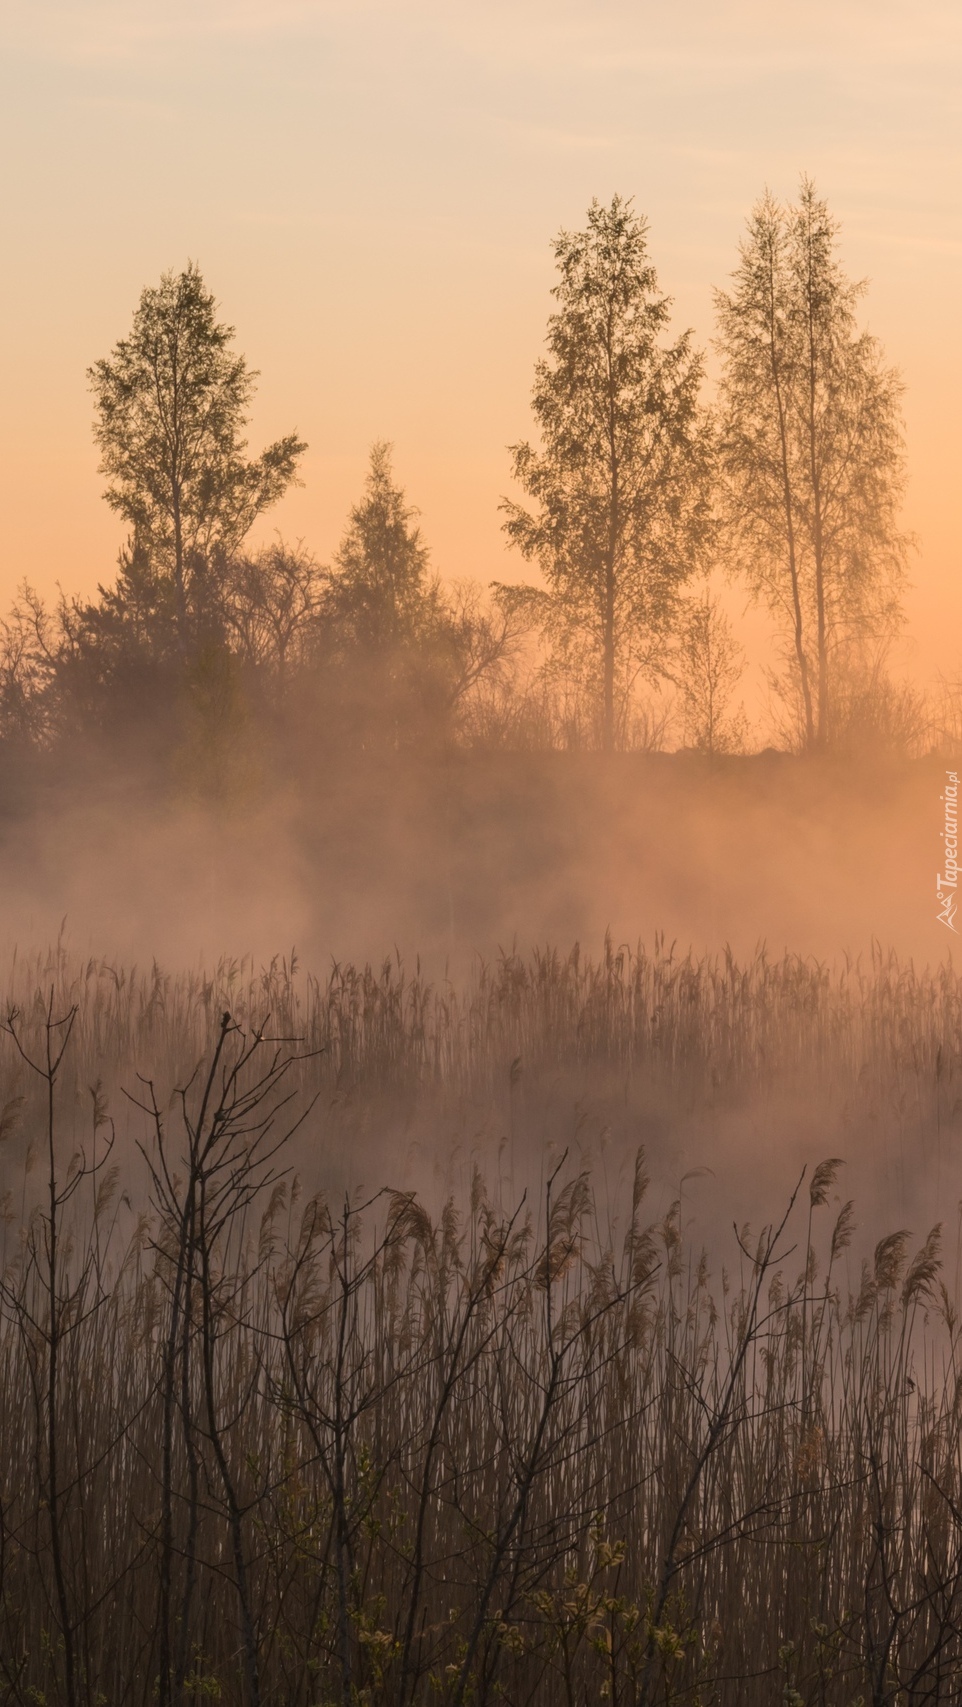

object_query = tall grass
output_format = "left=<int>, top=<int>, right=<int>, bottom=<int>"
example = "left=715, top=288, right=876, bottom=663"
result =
left=0, top=940, right=960, bottom=1704
left=3, top=933, right=960, bottom=1121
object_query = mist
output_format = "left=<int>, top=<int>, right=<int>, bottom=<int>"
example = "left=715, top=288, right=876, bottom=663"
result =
left=0, top=737, right=953, bottom=1244
left=0, top=83, right=959, bottom=1697
left=0, top=744, right=943, bottom=972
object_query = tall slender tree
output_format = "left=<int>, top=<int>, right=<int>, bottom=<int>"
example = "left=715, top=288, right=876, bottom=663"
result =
left=500, top=196, right=713, bottom=751
left=715, top=181, right=909, bottom=748
left=88, top=263, right=305, bottom=652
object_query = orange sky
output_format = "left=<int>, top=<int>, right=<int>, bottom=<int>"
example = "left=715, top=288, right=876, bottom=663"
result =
left=1, top=0, right=959, bottom=689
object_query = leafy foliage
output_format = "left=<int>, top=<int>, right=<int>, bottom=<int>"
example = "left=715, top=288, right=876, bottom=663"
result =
left=88, top=262, right=305, bottom=648
left=501, top=196, right=714, bottom=750
left=715, top=180, right=909, bottom=749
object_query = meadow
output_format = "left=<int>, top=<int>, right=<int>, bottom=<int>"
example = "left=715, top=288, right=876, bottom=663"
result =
left=0, top=938, right=960, bottom=1705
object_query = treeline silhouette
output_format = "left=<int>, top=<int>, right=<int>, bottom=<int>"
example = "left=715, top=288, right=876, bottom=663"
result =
left=0, top=184, right=942, bottom=798
left=0, top=448, right=519, bottom=793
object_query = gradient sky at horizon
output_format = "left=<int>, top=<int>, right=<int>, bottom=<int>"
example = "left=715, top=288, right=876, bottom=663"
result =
left=1, top=0, right=959, bottom=684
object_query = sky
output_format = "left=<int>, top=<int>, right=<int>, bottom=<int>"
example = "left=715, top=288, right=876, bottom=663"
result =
left=1, top=0, right=959, bottom=683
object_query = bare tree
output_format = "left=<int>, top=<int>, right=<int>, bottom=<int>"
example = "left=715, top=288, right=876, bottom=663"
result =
left=670, top=589, right=748, bottom=754
left=223, top=540, right=325, bottom=677
left=0, top=583, right=59, bottom=744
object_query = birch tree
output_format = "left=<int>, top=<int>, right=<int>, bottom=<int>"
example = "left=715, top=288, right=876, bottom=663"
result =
left=89, top=263, right=305, bottom=653
left=715, top=181, right=908, bottom=748
left=500, top=197, right=713, bottom=752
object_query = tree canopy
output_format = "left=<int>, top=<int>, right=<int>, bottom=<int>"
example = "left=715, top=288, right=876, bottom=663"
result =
left=0, top=202, right=923, bottom=778
left=88, top=262, right=305, bottom=651
left=715, top=180, right=909, bottom=748
left=501, top=195, right=714, bottom=750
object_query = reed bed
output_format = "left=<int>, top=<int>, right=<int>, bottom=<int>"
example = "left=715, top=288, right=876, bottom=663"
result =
left=3, top=934, right=961, bottom=1125
left=0, top=942, right=961, bottom=1705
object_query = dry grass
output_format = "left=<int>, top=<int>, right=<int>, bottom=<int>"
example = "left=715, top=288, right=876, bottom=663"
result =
left=0, top=940, right=961, bottom=1705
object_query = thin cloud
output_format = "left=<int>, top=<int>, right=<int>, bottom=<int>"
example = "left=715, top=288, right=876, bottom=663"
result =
left=4, top=0, right=345, bottom=59
left=7, top=0, right=962, bottom=78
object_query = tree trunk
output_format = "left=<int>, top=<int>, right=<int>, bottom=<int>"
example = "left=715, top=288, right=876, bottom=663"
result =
left=603, top=348, right=620, bottom=755
left=172, top=474, right=188, bottom=654
left=804, top=249, right=830, bottom=748
left=764, top=243, right=815, bottom=749
left=602, top=570, right=616, bottom=753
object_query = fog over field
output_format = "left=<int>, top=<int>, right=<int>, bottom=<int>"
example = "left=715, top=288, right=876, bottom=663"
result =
left=1, top=3, right=960, bottom=1696
left=0, top=739, right=955, bottom=1253
left=0, top=748, right=943, bottom=970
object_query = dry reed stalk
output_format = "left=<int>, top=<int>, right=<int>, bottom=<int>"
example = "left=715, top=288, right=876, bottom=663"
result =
left=0, top=947, right=959, bottom=1702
